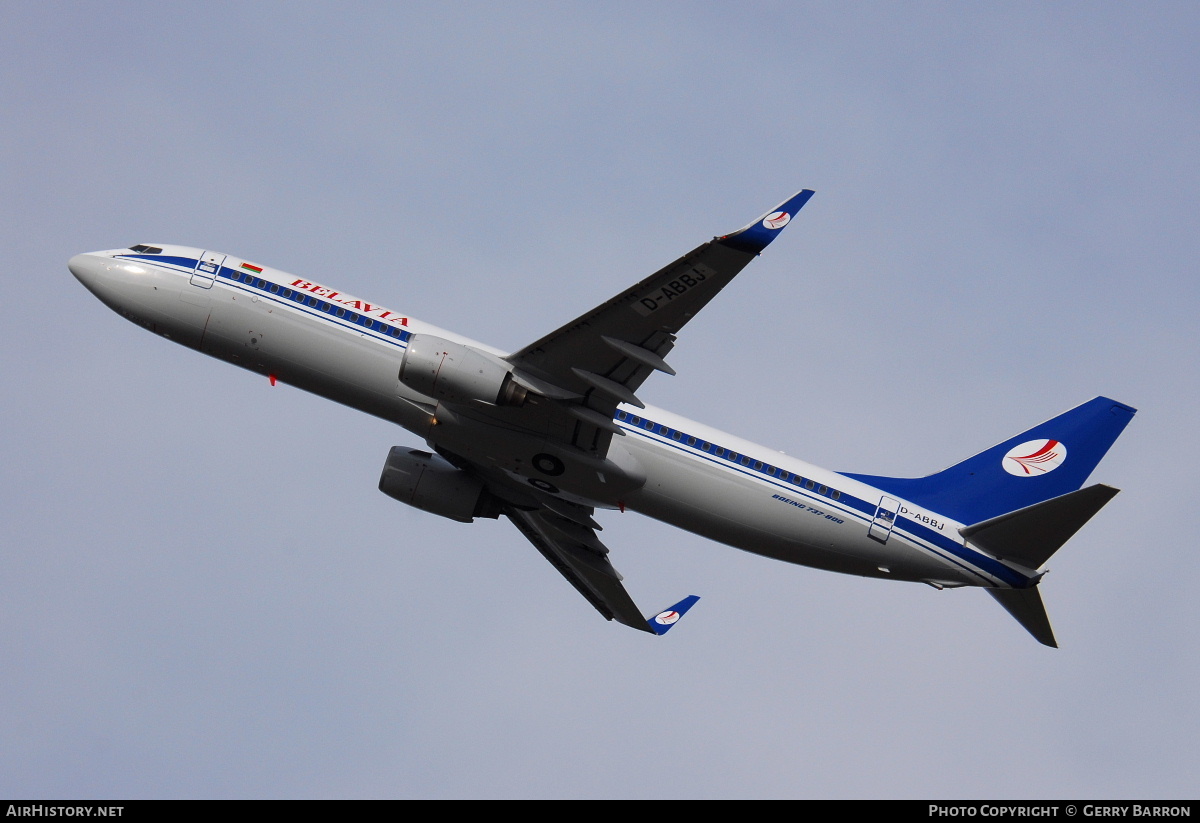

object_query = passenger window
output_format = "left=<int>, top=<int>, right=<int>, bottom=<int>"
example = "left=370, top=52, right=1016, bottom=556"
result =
left=831, top=490, right=841, bottom=500
left=672, top=431, right=682, bottom=441
left=336, top=308, right=346, bottom=318
left=282, top=289, right=292, bottom=298
left=806, top=479, right=816, bottom=490
left=617, top=411, right=627, bottom=421
left=754, top=461, right=763, bottom=470
left=270, top=284, right=279, bottom=294
left=740, top=456, right=751, bottom=466
left=819, top=485, right=827, bottom=495
left=687, top=437, right=696, bottom=446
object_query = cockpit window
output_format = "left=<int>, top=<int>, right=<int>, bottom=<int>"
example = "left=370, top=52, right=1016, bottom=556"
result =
left=128, top=245, right=163, bottom=254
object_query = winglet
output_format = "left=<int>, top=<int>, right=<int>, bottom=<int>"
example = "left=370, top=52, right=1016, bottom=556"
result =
left=646, top=595, right=701, bottom=635
left=717, top=190, right=815, bottom=254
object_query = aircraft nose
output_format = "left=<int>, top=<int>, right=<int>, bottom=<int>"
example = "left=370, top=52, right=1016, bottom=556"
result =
left=68, top=253, right=108, bottom=291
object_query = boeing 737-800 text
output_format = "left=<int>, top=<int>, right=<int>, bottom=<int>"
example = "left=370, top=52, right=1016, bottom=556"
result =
left=70, top=190, right=1135, bottom=645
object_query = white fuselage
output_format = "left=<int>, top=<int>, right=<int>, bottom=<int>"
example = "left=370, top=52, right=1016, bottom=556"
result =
left=70, top=246, right=1027, bottom=591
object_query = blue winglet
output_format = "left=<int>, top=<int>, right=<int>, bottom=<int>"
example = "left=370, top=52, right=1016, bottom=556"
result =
left=717, top=189, right=815, bottom=254
left=646, top=595, right=701, bottom=635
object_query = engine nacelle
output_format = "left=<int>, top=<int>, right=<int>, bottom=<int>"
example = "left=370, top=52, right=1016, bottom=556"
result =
left=378, top=446, right=500, bottom=523
left=398, top=334, right=527, bottom=406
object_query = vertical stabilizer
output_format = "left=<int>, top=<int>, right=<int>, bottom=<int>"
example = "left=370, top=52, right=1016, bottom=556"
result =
left=841, top=397, right=1135, bottom=525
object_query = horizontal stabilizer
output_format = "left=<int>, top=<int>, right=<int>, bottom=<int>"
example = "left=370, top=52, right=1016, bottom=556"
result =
left=987, top=588, right=1058, bottom=648
left=961, top=484, right=1119, bottom=570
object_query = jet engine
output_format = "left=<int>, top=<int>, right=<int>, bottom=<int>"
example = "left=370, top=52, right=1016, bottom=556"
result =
left=378, top=446, right=501, bottom=522
left=398, top=334, right=527, bottom=406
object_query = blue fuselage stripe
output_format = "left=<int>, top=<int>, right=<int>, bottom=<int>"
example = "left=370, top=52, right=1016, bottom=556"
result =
left=616, top=418, right=1026, bottom=587
left=128, top=253, right=1024, bottom=587
left=123, top=254, right=413, bottom=350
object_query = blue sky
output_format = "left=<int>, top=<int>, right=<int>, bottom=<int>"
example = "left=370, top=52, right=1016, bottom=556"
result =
left=2, top=2, right=1197, bottom=798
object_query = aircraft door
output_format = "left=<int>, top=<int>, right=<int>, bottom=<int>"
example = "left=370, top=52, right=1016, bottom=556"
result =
left=869, top=496, right=899, bottom=543
left=190, top=251, right=226, bottom=289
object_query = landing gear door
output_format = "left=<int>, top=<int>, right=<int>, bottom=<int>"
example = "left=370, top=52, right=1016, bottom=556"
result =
left=869, top=496, right=899, bottom=544
left=191, top=251, right=226, bottom=289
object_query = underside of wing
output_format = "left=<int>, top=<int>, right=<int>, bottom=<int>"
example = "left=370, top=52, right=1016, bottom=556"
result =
left=504, top=504, right=656, bottom=633
left=501, top=190, right=815, bottom=460
left=403, top=193, right=813, bottom=631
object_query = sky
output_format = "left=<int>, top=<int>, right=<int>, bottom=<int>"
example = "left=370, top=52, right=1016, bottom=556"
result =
left=2, top=1, right=1198, bottom=800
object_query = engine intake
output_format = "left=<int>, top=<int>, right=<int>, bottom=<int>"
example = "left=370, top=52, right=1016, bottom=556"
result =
left=378, top=446, right=500, bottom=522
left=398, top=334, right=527, bottom=406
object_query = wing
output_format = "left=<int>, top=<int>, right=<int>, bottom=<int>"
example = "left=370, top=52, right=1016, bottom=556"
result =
left=450, top=191, right=813, bottom=632
left=504, top=503, right=655, bottom=632
left=504, top=190, right=814, bottom=457
left=505, top=502, right=700, bottom=635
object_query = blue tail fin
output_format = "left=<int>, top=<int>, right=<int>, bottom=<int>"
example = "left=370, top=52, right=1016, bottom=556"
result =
left=840, top=397, right=1136, bottom=525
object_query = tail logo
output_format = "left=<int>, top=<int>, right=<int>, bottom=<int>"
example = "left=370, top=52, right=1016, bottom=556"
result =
left=1003, top=439, right=1067, bottom=476
left=653, top=609, right=681, bottom=626
left=762, top=211, right=791, bottom=230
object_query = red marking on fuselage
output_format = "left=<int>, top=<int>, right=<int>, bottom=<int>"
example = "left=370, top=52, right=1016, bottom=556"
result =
left=289, top=279, right=408, bottom=327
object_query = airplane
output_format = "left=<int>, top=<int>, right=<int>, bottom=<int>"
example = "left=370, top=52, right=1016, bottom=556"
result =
left=69, top=190, right=1135, bottom=646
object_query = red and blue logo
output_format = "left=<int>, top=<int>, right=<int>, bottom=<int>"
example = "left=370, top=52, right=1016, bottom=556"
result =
left=762, top=211, right=791, bottom=230
left=653, top=609, right=681, bottom=626
left=1002, top=439, right=1067, bottom=476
